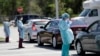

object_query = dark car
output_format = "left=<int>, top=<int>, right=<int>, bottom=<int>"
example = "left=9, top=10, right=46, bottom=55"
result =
left=37, top=19, right=87, bottom=48
left=75, top=20, right=100, bottom=55
left=14, top=14, right=41, bottom=26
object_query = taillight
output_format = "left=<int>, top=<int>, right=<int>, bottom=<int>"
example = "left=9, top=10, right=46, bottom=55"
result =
left=32, top=24, right=37, bottom=31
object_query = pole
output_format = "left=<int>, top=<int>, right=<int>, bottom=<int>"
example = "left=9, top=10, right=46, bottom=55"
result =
left=28, top=0, right=32, bottom=14
left=55, top=0, right=59, bottom=19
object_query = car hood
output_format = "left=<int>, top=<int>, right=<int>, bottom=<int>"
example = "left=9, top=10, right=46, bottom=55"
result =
left=71, top=17, right=85, bottom=21
left=71, top=18, right=88, bottom=27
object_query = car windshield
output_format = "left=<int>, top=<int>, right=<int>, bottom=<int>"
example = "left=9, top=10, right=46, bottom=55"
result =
left=79, top=9, right=90, bottom=17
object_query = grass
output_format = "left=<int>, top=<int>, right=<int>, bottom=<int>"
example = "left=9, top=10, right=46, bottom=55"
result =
left=0, top=23, right=3, bottom=26
left=0, top=37, right=5, bottom=41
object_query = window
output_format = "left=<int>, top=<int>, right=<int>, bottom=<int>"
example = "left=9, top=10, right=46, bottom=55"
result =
left=89, top=9, right=98, bottom=17
left=88, top=23, right=98, bottom=32
left=45, top=22, right=52, bottom=29
left=45, top=21, right=58, bottom=29
left=97, top=22, right=100, bottom=31
left=79, top=9, right=90, bottom=17
left=50, top=22, right=58, bottom=27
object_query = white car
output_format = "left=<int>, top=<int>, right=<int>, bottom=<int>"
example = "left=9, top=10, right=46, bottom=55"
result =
left=24, top=19, right=50, bottom=42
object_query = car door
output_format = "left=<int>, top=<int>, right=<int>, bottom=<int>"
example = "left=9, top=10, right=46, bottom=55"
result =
left=40, top=21, right=54, bottom=43
left=85, top=9, right=98, bottom=25
left=95, top=21, right=100, bottom=51
left=82, top=22, right=98, bottom=51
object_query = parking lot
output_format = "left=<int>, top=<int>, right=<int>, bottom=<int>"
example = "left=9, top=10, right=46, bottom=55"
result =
left=0, top=26, right=100, bottom=56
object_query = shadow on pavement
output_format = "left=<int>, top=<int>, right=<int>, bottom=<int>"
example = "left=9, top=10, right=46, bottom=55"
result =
left=8, top=47, right=26, bottom=50
left=35, top=44, right=75, bottom=51
left=8, top=48, right=21, bottom=50
left=23, top=41, right=37, bottom=44
left=71, top=53, right=100, bottom=56
left=35, top=44, right=61, bottom=51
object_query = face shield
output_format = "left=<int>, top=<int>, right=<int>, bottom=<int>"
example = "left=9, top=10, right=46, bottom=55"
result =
left=62, top=13, right=70, bottom=20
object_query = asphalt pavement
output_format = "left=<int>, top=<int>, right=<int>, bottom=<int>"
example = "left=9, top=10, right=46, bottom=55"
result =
left=0, top=26, right=99, bottom=56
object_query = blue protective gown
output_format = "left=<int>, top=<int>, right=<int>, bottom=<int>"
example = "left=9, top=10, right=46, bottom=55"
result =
left=17, top=20, right=24, bottom=39
left=58, top=20, right=74, bottom=56
left=3, top=21, right=10, bottom=37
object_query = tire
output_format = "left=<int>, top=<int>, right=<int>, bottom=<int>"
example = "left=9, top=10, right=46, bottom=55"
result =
left=76, top=41, right=85, bottom=55
left=37, top=35, right=43, bottom=46
left=52, top=36, right=58, bottom=48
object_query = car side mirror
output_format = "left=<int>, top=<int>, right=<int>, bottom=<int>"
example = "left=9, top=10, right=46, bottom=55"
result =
left=82, top=28, right=88, bottom=32
left=40, top=26, right=44, bottom=29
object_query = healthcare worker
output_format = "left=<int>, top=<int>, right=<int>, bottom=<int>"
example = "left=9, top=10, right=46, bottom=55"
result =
left=17, top=17, right=24, bottom=48
left=58, top=13, right=74, bottom=56
left=3, top=18, right=10, bottom=42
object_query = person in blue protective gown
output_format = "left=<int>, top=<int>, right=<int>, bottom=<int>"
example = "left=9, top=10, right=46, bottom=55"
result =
left=3, top=18, right=10, bottom=42
left=17, top=17, right=25, bottom=48
left=58, top=13, right=74, bottom=56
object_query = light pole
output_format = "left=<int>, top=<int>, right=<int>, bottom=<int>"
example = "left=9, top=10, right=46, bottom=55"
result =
left=55, top=0, right=59, bottom=19
left=28, top=0, right=32, bottom=14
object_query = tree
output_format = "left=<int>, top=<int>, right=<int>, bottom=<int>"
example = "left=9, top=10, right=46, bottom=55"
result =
left=0, top=0, right=85, bottom=17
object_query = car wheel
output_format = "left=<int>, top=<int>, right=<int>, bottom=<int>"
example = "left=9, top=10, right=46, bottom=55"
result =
left=76, top=41, right=85, bottom=55
left=37, top=35, right=43, bottom=46
left=28, top=34, right=33, bottom=43
left=52, top=36, right=58, bottom=48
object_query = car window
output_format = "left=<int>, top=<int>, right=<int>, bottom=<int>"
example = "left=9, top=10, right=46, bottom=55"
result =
left=50, top=22, right=58, bottom=27
left=89, top=9, right=98, bottom=17
left=97, top=22, right=100, bottom=31
left=79, top=9, right=90, bottom=17
left=45, top=21, right=58, bottom=29
left=45, top=22, right=52, bottom=29
left=88, top=23, right=98, bottom=32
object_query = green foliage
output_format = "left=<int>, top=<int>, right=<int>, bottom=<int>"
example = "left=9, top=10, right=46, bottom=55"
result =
left=67, top=8, right=73, bottom=15
left=0, top=0, right=85, bottom=17
left=0, top=37, right=4, bottom=41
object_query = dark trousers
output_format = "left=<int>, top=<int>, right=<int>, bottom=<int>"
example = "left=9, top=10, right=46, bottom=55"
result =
left=5, top=36, right=9, bottom=42
left=19, top=38, right=24, bottom=48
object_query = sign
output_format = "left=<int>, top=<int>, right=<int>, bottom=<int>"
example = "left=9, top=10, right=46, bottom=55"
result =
left=17, top=7, right=23, bottom=13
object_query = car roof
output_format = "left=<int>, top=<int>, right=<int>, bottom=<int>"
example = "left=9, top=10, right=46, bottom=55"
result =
left=50, top=19, right=61, bottom=22
left=15, top=14, right=40, bottom=16
left=28, top=19, right=50, bottom=22
left=70, top=20, right=87, bottom=27
left=49, top=19, right=87, bottom=27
